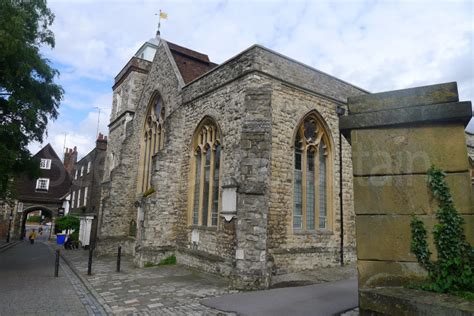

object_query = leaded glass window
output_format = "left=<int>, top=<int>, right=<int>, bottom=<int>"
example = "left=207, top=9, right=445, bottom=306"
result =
left=293, top=113, right=332, bottom=231
left=140, top=94, right=165, bottom=193
left=191, top=118, right=221, bottom=227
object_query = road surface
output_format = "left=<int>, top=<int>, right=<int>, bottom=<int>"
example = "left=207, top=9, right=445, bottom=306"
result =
left=0, top=241, right=88, bottom=315
left=202, top=278, right=358, bottom=316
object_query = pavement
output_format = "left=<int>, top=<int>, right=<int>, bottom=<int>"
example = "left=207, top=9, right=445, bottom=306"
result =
left=1, top=240, right=360, bottom=315
left=0, top=240, right=103, bottom=315
left=202, top=279, right=358, bottom=316
left=52, top=243, right=236, bottom=315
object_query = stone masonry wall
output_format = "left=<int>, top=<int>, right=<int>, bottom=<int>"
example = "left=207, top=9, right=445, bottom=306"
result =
left=340, top=82, right=474, bottom=293
left=99, top=40, right=372, bottom=288
left=174, top=75, right=249, bottom=266
left=268, top=81, right=359, bottom=274
left=97, top=53, right=157, bottom=255
left=129, top=40, right=186, bottom=263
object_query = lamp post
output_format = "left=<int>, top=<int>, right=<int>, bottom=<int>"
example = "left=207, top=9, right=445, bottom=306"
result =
left=336, top=105, right=346, bottom=266
left=6, top=208, right=13, bottom=243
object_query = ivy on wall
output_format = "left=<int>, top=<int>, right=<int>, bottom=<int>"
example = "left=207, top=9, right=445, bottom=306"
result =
left=410, top=166, right=473, bottom=295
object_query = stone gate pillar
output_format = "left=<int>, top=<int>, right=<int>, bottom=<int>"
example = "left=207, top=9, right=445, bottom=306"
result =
left=340, top=82, right=473, bottom=304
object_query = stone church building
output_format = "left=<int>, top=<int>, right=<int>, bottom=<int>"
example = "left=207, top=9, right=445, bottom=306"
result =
left=97, top=35, right=367, bottom=288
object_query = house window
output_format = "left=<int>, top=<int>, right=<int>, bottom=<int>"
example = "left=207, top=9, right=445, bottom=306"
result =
left=77, top=189, right=81, bottom=208
left=293, top=112, right=333, bottom=231
left=40, top=159, right=51, bottom=169
left=74, top=169, right=78, bottom=180
left=71, top=191, right=75, bottom=208
left=139, top=93, right=165, bottom=193
left=36, top=178, right=49, bottom=191
left=87, top=161, right=91, bottom=174
left=84, top=187, right=88, bottom=206
left=80, top=166, right=84, bottom=177
left=190, top=118, right=221, bottom=227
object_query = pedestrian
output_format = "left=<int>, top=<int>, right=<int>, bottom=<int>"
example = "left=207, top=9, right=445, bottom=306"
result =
left=38, top=226, right=43, bottom=235
left=28, top=229, right=37, bottom=245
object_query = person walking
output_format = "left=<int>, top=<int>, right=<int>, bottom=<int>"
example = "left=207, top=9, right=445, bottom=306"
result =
left=28, top=229, right=37, bottom=245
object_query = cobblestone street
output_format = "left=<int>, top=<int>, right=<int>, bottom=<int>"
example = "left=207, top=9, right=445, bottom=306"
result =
left=51, top=242, right=236, bottom=315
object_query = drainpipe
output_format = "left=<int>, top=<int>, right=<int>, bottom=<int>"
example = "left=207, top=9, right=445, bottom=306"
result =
left=336, top=105, right=346, bottom=266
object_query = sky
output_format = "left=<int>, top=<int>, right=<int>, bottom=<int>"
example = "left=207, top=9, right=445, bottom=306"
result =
left=29, top=0, right=474, bottom=158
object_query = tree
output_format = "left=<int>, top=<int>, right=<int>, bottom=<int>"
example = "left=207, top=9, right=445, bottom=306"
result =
left=0, top=0, right=63, bottom=200
left=55, top=215, right=79, bottom=234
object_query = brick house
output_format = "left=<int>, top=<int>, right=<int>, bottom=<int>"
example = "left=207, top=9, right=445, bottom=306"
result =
left=69, top=134, right=107, bottom=247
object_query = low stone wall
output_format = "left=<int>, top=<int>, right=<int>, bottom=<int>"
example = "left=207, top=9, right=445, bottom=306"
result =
left=360, top=287, right=474, bottom=315
left=176, top=248, right=233, bottom=277
left=134, top=245, right=175, bottom=268
left=95, top=236, right=135, bottom=257
left=270, top=247, right=341, bottom=275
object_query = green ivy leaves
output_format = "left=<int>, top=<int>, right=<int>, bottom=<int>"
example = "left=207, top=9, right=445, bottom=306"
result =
left=410, top=166, right=473, bottom=295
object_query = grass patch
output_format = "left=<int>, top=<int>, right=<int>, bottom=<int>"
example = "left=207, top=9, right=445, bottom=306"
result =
left=452, top=291, right=474, bottom=301
left=143, top=255, right=176, bottom=268
left=158, top=255, right=176, bottom=266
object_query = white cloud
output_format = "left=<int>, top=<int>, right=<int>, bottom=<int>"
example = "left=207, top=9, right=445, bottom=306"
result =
left=29, top=92, right=112, bottom=159
left=38, top=0, right=473, bottom=154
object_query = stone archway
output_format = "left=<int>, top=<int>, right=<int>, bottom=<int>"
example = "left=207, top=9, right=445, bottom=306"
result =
left=19, top=206, right=54, bottom=240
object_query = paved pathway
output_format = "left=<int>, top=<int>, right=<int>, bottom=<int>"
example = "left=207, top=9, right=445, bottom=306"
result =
left=56, top=244, right=236, bottom=315
left=202, top=278, right=358, bottom=316
left=1, top=240, right=360, bottom=315
left=0, top=241, right=101, bottom=315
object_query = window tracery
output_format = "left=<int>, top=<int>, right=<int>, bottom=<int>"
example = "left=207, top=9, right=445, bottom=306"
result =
left=294, top=113, right=333, bottom=231
left=190, top=118, right=221, bottom=227
left=139, top=94, right=165, bottom=192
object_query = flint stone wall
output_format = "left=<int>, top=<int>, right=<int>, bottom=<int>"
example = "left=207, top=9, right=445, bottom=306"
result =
left=99, top=41, right=367, bottom=287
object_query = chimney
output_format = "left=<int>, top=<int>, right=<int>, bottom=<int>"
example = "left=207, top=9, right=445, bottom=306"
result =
left=63, top=146, right=78, bottom=175
left=96, top=133, right=108, bottom=151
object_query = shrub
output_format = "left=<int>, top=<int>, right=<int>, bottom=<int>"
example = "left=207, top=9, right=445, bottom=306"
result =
left=410, top=166, right=473, bottom=294
left=26, top=215, right=41, bottom=223
left=55, top=215, right=80, bottom=232
left=70, top=229, right=79, bottom=241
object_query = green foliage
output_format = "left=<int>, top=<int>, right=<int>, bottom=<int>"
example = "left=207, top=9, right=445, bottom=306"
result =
left=70, top=229, right=79, bottom=241
left=158, top=255, right=176, bottom=266
left=410, top=166, right=474, bottom=294
left=142, top=187, right=155, bottom=197
left=144, top=255, right=176, bottom=268
left=0, top=0, right=63, bottom=200
left=55, top=215, right=80, bottom=232
left=26, top=215, right=41, bottom=223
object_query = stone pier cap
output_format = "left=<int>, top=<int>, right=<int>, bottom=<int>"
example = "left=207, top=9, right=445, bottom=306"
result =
left=340, top=82, right=472, bottom=141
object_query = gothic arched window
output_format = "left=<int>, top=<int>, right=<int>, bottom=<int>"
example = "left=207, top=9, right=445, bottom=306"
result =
left=190, top=118, right=221, bottom=227
left=294, top=112, right=333, bottom=231
left=139, top=94, right=165, bottom=192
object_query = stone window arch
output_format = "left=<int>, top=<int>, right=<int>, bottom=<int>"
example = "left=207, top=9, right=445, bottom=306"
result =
left=190, top=117, right=221, bottom=227
left=138, top=93, right=165, bottom=193
left=293, top=111, right=334, bottom=231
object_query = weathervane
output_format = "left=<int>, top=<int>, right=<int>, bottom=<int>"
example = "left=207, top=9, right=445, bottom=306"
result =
left=155, top=9, right=168, bottom=37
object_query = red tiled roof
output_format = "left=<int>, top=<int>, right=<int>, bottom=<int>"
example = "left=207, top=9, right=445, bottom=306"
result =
left=167, top=41, right=218, bottom=84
